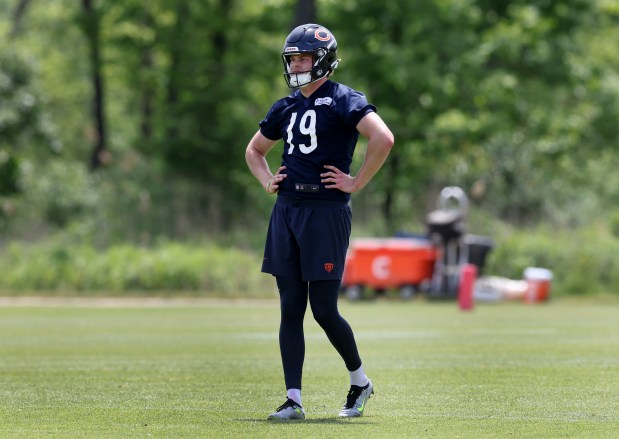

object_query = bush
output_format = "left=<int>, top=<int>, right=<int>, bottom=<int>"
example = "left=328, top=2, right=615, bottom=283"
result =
left=0, top=240, right=276, bottom=297
left=485, top=225, right=619, bottom=296
left=2, top=225, right=617, bottom=298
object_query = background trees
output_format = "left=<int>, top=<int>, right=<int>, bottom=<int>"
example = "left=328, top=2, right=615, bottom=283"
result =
left=1, top=0, right=618, bottom=244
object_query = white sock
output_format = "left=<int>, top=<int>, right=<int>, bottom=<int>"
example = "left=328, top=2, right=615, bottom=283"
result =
left=287, top=388, right=302, bottom=406
left=349, top=365, right=369, bottom=387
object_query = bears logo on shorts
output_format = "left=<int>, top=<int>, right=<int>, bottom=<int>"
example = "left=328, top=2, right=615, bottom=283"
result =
left=324, top=263, right=335, bottom=273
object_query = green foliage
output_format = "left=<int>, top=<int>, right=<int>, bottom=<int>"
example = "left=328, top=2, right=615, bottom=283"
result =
left=0, top=50, right=58, bottom=196
left=3, top=0, right=619, bottom=229
left=3, top=152, right=273, bottom=250
left=20, top=159, right=98, bottom=227
left=331, top=0, right=619, bottom=228
left=1, top=0, right=619, bottom=296
left=98, top=0, right=290, bottom=209
left=609, top=209, right=619, bottom=239
left=3, top=220, right=618, bottom=297
left=0, top=240, right=274, bottom=296
left=486, top=225, right=619, bottom=296
left=0, top=154, right=19, bottom=196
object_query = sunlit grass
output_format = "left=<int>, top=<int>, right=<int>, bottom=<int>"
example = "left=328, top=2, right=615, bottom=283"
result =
left=0, top=299, right=617, bottom=438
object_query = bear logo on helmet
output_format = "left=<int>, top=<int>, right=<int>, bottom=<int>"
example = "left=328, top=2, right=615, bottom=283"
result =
left=314, top=29, right=331, bottom=41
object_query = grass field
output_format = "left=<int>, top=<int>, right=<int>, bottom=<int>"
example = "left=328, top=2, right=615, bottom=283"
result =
left=0, top=298, right=617, bottom=438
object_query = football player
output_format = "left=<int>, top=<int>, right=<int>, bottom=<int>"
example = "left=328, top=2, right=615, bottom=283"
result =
left=245, top=23, right=394, bottom=420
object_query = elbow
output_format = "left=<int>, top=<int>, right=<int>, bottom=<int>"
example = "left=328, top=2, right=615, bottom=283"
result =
left=245, top=146, right=257, bottom=168
left=244, top=147, right=251, bottom=165
left=368, top=130, right=394, bottom=154
left=245, top=144, right=258, bottom=162
left=383, top=130, right=395, bottom=151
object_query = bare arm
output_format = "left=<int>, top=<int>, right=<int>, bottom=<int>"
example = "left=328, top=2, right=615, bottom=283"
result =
left=245, top=130, right=287, bottom=194
left=321, top=112, right=394, bottom=193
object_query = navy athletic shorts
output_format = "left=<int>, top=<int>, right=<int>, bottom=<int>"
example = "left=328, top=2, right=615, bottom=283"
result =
left=262, top=195, right=352, bottom=281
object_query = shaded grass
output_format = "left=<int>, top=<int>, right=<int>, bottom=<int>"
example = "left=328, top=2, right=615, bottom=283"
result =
left=0, top=299, right=617, bottom=438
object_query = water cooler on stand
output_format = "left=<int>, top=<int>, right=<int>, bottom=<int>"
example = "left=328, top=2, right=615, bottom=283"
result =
left=426, top=186, right=495, bottom=299
left=426, top=187, right=468, bottom=299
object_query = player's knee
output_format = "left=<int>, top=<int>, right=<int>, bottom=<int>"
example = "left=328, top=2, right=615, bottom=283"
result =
left=311, top=308, right=339, bottom=327
left=281, top=301, right=306, bottom=322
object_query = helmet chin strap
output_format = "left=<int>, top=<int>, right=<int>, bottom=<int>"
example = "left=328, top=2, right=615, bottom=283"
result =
left=289, top=72, right=312, bottom=88
left=286, top=64, right=313, bottom=87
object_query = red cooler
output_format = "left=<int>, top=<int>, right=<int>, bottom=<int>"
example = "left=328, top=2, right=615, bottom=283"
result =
left=342, top=238, right=437, bottom=291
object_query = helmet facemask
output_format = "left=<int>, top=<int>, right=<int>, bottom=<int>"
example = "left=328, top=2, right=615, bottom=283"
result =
left=282, top=53, right=315, bottom=88
left=282, top=49, right=339, bottom=88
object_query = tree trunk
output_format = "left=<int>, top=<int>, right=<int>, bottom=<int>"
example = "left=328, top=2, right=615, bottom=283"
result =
left=165, top=2, right=189, bottom=144
left=211, top=0, right=231, bottom=76
left=292, top=0, right=316, bottom=28
left=81, top=0, right=107, bottom=171
left=9, top=0, right=31, bottom=39
left=382, top=152, right=399, bottom=227
left=140, top=49, right=153, bottom=141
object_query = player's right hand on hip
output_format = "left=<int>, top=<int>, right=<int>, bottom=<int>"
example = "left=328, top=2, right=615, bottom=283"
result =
left=266, top=166, right=287, bottom=194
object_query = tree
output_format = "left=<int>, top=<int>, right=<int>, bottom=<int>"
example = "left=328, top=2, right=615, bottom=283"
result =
left=329, top=0, right=614, bottom=228
left=0, top=52, right=54, bottom=196
left=3, top=0, right=618, bottom=237
left=292, top=0, right=316, bottom=28
left=8, top=0, right=32, bottom=39
left=330, top=1, right=485, bottom=226
left=78, top=0, right=108, bottom=170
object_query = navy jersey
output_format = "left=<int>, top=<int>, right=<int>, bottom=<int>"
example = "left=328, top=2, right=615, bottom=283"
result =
left=259, top=80, right=376, bottom=202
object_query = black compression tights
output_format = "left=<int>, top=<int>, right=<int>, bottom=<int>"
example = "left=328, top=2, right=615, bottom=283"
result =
left=275, top=275, right=362, bottom=390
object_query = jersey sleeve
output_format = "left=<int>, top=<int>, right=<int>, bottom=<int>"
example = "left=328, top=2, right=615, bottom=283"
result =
left=259, top=99, right=286, bottom=141
left=341, top=89, right=376, bottom=128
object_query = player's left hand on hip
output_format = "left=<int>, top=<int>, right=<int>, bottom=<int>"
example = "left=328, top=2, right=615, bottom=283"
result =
left=321, top=165, right=357, bottom=193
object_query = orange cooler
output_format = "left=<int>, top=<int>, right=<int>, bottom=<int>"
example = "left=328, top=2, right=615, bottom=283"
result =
left=523, top=267, right=553, bottom=302
left=342, top=238, right=437, bottom=290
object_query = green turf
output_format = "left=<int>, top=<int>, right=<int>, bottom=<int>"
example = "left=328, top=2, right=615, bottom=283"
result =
left=0, top=299, right=617, bottom=438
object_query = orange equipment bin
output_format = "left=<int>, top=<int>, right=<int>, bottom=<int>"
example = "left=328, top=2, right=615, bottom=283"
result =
left=342, top=238, right=437, bottom=294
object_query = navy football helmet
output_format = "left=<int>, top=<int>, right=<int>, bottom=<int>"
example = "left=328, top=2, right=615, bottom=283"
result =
left=282, top=23, right=340, bottom=88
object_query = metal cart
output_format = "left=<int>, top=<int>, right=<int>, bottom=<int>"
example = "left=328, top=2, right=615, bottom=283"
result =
left=426, top=187, right=469, bottom=299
